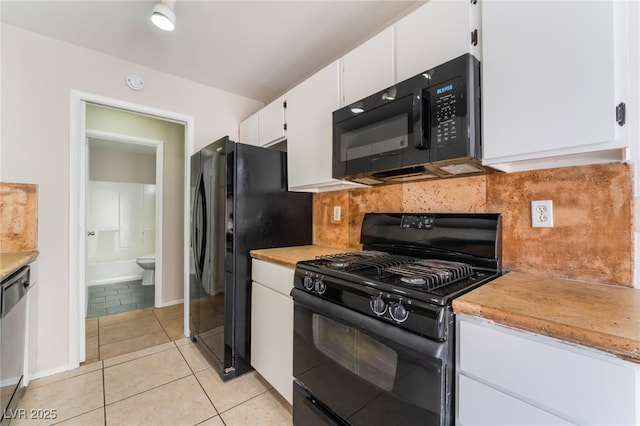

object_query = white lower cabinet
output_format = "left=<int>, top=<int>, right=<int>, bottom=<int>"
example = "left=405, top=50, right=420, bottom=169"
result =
left=458, top=375, right=572, bottom=426
left=250, top=259, right=294, bottom=404
left=456, top=316, right=640, bottom=425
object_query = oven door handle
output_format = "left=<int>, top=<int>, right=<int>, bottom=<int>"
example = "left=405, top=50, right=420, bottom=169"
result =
left=302, top=395, right=345, bottom=426
left=291, top=288, right=446, bottom=362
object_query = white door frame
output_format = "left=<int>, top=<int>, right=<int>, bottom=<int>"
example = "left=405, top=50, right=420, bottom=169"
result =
left=85, top=129, right=165, bottom=308
left=69, top=90, right=194, bottom=367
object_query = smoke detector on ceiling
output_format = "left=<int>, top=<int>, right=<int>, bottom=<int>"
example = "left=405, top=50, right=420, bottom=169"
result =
left=126, top=74, right=145, bottom=91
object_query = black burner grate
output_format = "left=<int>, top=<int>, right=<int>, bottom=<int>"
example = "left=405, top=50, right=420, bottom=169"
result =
left=314, top=251, right=475, bottom=291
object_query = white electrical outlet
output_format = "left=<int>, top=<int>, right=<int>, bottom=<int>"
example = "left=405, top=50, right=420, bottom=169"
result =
left=333, top=206, right=341, bottom=222
left=531, top=200, right=553, bottom=228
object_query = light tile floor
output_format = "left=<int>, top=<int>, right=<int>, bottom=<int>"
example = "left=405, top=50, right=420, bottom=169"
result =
left=13, top=306, right=293, bottom=425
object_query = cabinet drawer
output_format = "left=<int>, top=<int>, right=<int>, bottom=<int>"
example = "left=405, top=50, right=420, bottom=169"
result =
left=458, top=375, right=572, bottom=426
left=458, top=319, right=639, bottom=425
left=251, top=259, right=294, bottom=296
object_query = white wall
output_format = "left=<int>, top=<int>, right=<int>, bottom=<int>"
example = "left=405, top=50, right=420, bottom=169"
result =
left=0, top=23, right=263, bottom=377
left=89, top=145, right=156, bottom=184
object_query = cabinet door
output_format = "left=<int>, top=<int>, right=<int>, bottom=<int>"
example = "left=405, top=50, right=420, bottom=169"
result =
left=457, top=318, right=640, bottom=425
left=239, top=112, right=259, bottom=146
left=481, top=1, right=628, bottom=170
left=258, top=96, right=286, bottom=146
left=287, top=61, right=364, bottom=191
left=395, top=0, right=479, bottom=83
left=458, top=375, right=572, bottom=426
left=341, top=27, right=394, bottom=106
left=251, top=281, right=293, bottom=404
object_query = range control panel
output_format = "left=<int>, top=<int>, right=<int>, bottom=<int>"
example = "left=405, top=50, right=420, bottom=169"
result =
left=400, top=214, right=435, bottom=230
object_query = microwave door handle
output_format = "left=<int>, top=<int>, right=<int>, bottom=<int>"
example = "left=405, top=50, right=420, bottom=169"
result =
left=413, top=88, right=429, bottom=150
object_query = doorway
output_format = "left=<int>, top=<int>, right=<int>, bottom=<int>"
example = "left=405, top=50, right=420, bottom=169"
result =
left=70, top=91, right=194, bottom=367
left=85, top=129, right=163, bottom=318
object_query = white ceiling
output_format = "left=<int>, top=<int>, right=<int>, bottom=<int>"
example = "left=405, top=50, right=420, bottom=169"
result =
left=1, top=0, right=424, bottom=103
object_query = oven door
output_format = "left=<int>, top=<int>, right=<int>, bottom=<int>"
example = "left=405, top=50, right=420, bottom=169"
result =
left=292, top=289, right=452, bottom=426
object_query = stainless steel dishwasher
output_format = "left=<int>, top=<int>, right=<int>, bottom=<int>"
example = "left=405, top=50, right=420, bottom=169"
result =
left=0, top=265, right=31, bottom=424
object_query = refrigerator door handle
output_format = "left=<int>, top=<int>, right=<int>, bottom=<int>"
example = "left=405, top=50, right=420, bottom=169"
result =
left=197, top=173, right=208, bottom=281
left=191, top=171, right=205, bottom=281
left=191, top=172, right=200, bottom=281
left=199, top=173, right=208, bottom=281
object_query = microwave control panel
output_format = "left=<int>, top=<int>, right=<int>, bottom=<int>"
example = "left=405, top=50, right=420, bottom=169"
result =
left=430, top=76, right=465, bottom=147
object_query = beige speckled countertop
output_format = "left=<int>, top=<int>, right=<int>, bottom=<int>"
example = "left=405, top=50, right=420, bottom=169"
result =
left=1, top=251, right=39, bottom=280
left=453, top=272, right=640, bottom=363
left=250, top=245, right=355, bottom=268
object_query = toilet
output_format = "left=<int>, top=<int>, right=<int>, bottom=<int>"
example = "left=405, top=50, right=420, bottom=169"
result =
left=136, top=254, right=155, bottom=286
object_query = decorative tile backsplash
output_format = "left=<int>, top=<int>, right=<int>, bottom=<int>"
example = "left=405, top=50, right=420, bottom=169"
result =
left=1, top=182, right=38, bottom=252
left=313, top=163, right=633, bottom=287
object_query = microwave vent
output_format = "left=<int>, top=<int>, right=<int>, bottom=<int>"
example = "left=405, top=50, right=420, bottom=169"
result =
left=438, top=163, right=484, bottom=175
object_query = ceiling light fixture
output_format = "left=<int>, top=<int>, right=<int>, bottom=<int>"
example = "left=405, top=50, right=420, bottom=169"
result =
left=151, top=0, right=176, bottom=31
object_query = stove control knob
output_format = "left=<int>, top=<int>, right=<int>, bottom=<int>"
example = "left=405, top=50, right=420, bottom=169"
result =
left=389, top=302, right=409, bottom=323
left=314, top=277, right=326, bottom=295
left=303, top=274, right=314, bottom=291
left=370, top=295, right=387, bottom=316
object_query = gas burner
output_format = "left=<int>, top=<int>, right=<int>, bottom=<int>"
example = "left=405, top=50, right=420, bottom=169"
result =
left=400, top=276, right=427, bottom=286
left=330, top=261, right=349, bottom=269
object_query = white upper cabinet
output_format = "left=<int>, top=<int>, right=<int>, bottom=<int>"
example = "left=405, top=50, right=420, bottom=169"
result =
left=287, top=61, right=365, bottom=192
left=395, top=0, right=480, bottom=83
left=341, top=27, right=394, bottom=106
left=238, top=111, right=259, bottom=146
left=258, top=96, right=286, bottom=146
left=238, top=96, right=286, bottom=147
left=481, top=0, right=630, bottom=172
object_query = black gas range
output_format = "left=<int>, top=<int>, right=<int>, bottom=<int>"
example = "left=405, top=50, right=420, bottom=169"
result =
left=291, top=213, right=503, bottom=426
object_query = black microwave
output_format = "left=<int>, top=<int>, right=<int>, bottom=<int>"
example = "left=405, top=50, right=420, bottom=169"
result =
left=332, top=54, right=496, bottom=185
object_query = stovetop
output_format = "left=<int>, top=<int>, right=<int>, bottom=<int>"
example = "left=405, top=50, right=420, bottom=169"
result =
left=296, top=250, right=500, bottom=306
left=292, top=213, right=503, bottom=340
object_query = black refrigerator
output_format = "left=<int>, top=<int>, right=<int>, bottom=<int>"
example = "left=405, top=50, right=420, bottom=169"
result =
left=189, top=136, right=312, bottom=380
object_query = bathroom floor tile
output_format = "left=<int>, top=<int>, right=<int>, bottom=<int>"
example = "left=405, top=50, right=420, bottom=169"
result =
left=103, top=347, right=192, bottom=404
left=87, top=308, right=107, bottom=318
left=12, top=370, right=103, bottom=425
left=195, top=369, right=271, bottom=413
left=220, top=390, right=292, bottom=426
left=99, top=330, right=170, bottom=360
left=87, top=281, right=153, bottom=318
left=105, top=376, right=217, bottom=426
